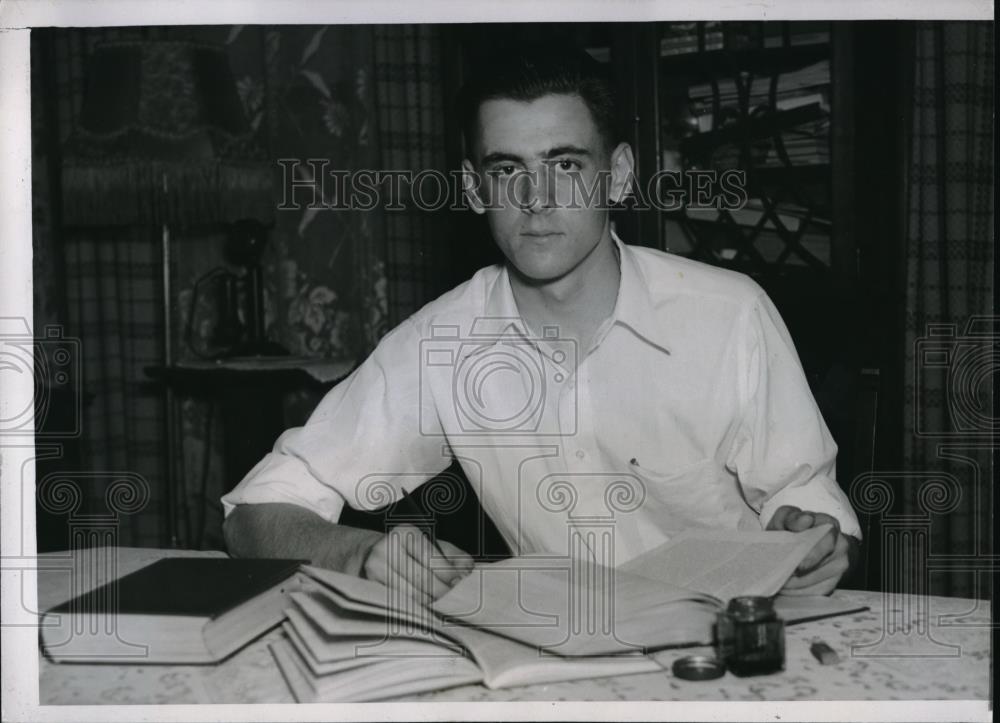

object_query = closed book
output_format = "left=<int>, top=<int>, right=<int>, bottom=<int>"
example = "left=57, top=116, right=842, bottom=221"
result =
left=40, top=557, right=307, bottom=664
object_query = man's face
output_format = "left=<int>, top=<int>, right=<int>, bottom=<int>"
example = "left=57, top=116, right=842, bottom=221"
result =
left=463, top=93, right=629, bottom=284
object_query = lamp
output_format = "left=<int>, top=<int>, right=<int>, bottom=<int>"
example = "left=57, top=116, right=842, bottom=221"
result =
left=62, top=40, right=275, bottom=545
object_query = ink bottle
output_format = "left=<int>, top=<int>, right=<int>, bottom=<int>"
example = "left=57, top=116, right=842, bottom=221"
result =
left=715, top=596, right=785, bottom=676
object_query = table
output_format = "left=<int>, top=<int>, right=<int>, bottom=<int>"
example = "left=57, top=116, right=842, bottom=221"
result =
left=37, top=547, right=991, bottom=704
left=146, top=357, right=355, bottom=489
left=144, top=356, right=355, bottom=547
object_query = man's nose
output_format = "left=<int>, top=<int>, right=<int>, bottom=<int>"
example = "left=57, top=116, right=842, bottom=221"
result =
left=516, top=166, right=556, bottom=213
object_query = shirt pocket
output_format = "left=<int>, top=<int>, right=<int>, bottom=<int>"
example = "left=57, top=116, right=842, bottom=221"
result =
left=627, top=456, right=754, bottom=531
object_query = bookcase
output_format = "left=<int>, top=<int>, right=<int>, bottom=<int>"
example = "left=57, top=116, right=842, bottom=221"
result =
left=604, top=21, right=856, bottom=310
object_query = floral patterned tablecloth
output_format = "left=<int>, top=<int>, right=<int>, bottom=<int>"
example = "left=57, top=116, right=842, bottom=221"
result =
left=37, top=547, right=991, bottom=704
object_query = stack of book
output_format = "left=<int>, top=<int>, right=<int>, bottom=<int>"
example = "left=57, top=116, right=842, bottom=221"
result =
left=687, top=60, right=830, bottom=117
left=684, top=59, right=831, bottom=170
left=270, top=560, right=718, bottom=702
left=660, top=21, right=829, bottom=57
left=269, top=525, right=864, bottom=702
left=660, top=22, right=724, bottom=56
left=40, top=527, right=869, bottom=703
left=761, top=115, right=831, bottom=167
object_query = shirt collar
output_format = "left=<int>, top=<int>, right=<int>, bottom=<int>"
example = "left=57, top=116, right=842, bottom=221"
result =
left=609, top=232, right=672, bottom=355
left=480, top=230, right=671, bottom=356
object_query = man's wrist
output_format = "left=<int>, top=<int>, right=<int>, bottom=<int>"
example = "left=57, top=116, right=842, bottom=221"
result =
left=322, top=526, right=385, bottom=576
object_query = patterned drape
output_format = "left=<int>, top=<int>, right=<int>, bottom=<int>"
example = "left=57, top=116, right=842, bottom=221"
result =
left=372, top=25, right=449, bottom=329
left=33, top=27, right=169, bottom=547
left=32, top=26, right=449, bottom=548
left=901, top=22, right=994, bottom=598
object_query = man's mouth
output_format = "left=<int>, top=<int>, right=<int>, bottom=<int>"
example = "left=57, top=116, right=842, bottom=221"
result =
left=521, top=231, right=562, bottom=237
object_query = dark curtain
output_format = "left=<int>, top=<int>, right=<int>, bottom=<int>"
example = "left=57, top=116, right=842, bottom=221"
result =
left=33, top=27, right=168, bottom=547
left=900, top=21, right=994, bottom=599
left=372, top=25, right=450, bottom=330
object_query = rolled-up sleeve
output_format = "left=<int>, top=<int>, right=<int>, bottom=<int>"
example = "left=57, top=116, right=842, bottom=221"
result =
left=726, top=291, right=862, bottom=540
left=221, top=317, right=447, bottom=522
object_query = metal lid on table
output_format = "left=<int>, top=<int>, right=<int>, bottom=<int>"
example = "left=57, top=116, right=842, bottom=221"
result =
left=672, top=654, right=726, bottom=681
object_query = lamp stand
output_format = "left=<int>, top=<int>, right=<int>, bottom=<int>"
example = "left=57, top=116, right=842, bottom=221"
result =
left=160, top=173, right=188, bottom=548
left=161, top=220, right=179, bottom=547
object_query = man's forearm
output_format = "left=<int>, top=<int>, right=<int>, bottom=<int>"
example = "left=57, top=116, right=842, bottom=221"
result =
left=223, top=502, right=383, bottom=576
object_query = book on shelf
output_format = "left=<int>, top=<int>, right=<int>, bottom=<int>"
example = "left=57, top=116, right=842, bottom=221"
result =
left=692, top=94, right=830, bottom=134
left=659, top=21, right=724, bottom=57
left=687, top=60, right=831, bottom=107
left=271, top=524, right=868, bottom=702
left=40, top=557, right=308, bottom=664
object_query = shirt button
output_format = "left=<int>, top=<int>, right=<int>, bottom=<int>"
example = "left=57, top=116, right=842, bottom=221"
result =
left=575, top=450, right=586, bottom=460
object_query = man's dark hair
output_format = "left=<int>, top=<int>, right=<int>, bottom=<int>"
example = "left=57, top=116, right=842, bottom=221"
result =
left=458, top=43, right=618, bottom=158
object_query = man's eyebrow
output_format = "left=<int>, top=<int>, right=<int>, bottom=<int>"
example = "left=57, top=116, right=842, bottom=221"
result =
left=479, top=146, right=592, bottom=166
left=480, top=151, right=525, bottom=166
left=543, top=145, right=592, bottom=158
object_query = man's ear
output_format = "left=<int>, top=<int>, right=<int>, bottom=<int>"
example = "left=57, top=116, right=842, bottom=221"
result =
left=608, top=142, right=635, bottom=205
left=461, top=159, right=485, bottom=215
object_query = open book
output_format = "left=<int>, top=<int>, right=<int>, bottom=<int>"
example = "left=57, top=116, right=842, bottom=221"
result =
left=618, top=524, right=834, bottom=598
left=271, top=564, right=670, bottom=701
left=271, top=524, right=866, bottom=701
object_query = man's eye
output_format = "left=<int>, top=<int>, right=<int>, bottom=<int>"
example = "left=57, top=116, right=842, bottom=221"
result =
left=495, top=165, right=517, bottom=176
left=554, top=159, right=580, bottom=172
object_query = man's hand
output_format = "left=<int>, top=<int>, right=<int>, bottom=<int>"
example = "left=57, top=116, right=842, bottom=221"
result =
left=767, top=506, right=858, bottom=596
left=360, top=524, right=474, bottom=605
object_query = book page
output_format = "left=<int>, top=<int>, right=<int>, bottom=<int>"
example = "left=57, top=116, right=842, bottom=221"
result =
left=288, top=582, right=661, bottom=689
left=282, top=621, right=376, bottom=676
left=299, top=567, right=448, bottom=636
left=432, top=557, right=718, bottom=656
left=270, top=637, right=482, bottom=703
left=440, top=621, right=661, bottom=689
left=284, top=605, right=461, bottom=664
left=288, top=590, right=460, bottom=652
left=618, top=524, right=832, bottom=598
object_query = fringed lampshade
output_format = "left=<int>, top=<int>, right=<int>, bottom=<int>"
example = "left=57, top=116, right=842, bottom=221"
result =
left=62, top=40, right=273, bottom=228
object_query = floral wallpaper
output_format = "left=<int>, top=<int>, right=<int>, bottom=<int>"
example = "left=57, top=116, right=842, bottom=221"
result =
left=171, top=25, right=430, bottom=547
left=184, top=24, right=389, bottom=361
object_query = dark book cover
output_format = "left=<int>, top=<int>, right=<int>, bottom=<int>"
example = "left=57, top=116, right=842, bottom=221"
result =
left=48, top=557, right=304, bottom=618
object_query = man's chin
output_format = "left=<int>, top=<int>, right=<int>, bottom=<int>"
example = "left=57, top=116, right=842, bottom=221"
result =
left=508, top=258, right=574, bottom=286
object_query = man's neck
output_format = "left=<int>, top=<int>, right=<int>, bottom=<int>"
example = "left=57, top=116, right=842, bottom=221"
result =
left=507, top=227, right=621, bottom=353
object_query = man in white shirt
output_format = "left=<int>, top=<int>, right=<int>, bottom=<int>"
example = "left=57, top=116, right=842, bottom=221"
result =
left=223, top=45, right=860, bottom=603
